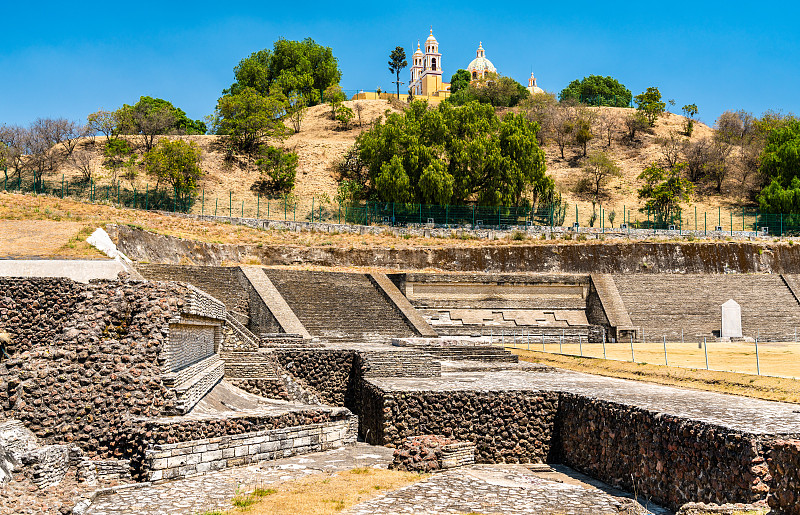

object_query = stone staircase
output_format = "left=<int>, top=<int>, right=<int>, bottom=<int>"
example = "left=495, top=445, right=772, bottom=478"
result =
left=162, top=355, right=225, bottom=415
left=265, top=270, right=417, bottom=343
left=613, top=273, right=800, bottom=341
left=409, top=345, right=519, bottom=363
left=358, top=351, right=441, bottom=377
left=136, top=264, right=251, bottom=325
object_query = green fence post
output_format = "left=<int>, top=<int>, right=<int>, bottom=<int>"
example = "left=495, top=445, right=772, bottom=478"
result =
left=446, top=205, right=449, bottom=226
left=215, top=198, right=218, bottom=216
left=338, top=203, right=340, bottom=224
left=472, top=205, right=475, bottom=227
left=705, top=212, right=707, bottom=236
left=311, top=197, right=315, bottom=223
left=730, top=212, right=733, bottom=237
left=61, top=175, right=64, bottom=198
left=133, top=188, right=136, bottom=209
left=419, top=203, right=422, bottom=224
left=202, top=189, right=205, bottom=215
left=284, top=197, right=287, bottom=220
left=241, top=200, right=244, bottom=218
left=229, top=191, right=232, bottom=217
left=575, top=205, right=578, bottom=227
left=742, top=207, right=745, bottom=231
left=695, top=206, right=697, bottom=232
left=718, top=207, right=721, bottom=229
left=294, top=201, right=296, bottom=221
left=267, top=200, right=270, bottom=220
left=498, top=206, right=501, bottom=227
left=145, top=184, right=149, bottom=210
left=781, top=213, right=783, bottom=236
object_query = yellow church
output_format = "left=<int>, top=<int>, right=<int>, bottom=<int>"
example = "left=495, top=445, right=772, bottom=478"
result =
left=408, top=29, right=450, bottom=99
left=352, top=29, right=543, bottom=103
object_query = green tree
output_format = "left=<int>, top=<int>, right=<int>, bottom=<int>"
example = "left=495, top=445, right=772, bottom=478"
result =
left=449, top=69, right=471, bottom=95
left=637, top=162, right=693, bottom=221
left=574, top=110, right=594, bottom=157
left=103, top=139, right=136, bottom=185
left=682, top=103, right=698, bottom=136
left=634, top=87, right=666, bottom=126
left=324, top=84, right=347, bottom=120
left=144, top=139, right=203, bottom=205
left=559, top=75, right=632, bottom=107
left=582, top=152, right=622, bottom=198
left=457, top=74, right=529, bottom=108
left=758, top=119, right=800, bottom=190
left=211, top=87, right=288, bottom=154
left=225, top=38, right=341, bottom=106
left=757, top=177, right=800, bottom=213
left=352, top=100, right=553, bottom=206
left=251, top=145, right=298, bottom=195
left=388, top=46, right=407, bottom=99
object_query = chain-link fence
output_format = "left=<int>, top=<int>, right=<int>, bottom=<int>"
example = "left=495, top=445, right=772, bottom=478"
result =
left=7, top=171, right=800, bottom=236
left=487, top=327, right=800, bottom=378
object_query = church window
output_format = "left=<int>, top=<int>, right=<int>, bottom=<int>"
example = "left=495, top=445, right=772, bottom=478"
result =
left=432, top=58, right=437, bottom=70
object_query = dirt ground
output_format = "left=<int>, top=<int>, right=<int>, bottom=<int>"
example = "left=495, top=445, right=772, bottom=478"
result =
left=0, top=219, right=89, bottom=258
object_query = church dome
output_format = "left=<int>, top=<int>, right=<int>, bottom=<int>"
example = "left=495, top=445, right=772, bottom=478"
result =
left=413, top=41, right=423, bottom=56
left=467, top=42, right=496, bottom=76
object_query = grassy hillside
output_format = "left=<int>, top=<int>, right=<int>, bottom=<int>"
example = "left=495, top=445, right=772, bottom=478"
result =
left=19, top=99, right=751, bottom=226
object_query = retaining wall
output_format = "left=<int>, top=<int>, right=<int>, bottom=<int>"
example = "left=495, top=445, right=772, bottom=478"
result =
left=557, top=394, right=771, bottom=509
left=143, top=416, right=356, bottom=481
left=354, top=377, right=780, bottom=511
left=111, top=224, right=792, bottom=274
left=768, top=439, right=800, bottom=514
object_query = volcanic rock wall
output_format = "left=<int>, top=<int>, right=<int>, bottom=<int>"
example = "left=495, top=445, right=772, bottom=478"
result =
left=357, top=385, right=561, bottom=464
left=768, top=439, right=800, bottom=515
left=0, top=278, right=211, bottom=458
left=557, top=394, right=771, bottom=509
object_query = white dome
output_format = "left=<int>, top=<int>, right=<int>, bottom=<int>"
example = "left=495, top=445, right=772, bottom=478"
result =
left=467, top=56, right=496, bottom=74
left=467, top=42, right=496, bottom=75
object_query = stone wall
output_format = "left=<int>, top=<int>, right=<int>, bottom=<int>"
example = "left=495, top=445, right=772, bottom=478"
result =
left=557, top=394, right=770, bottom=510
left=144, top=417, right=356, bottom=481
left=274, top=350, right=357, bottom=406
left=359, top=384, right=561, bottom=464
left=0, top=278, right=210, bottom=458
left=123, top=409, right=346, bottom=479
left=768, top=439, right=800, bottom=515
left=113, top=224, right=786, bottom=274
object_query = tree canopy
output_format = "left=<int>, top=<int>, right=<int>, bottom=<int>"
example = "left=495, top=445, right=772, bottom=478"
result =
left=637, top=162, right=693, bottom=220
left=346, top=100, right=553, bottom=206
left=225, top=38, right=341, bottom=106
left=558, top=75, right=632, bottom=107
left=449, top=73, right=529, bottom=108
left=758, top=119, right=800, bottom=187
left=211, top=87, right=287, bottom=153
left=449, top=69, right=471, bottom=95
left=388, top=47, right=407, bottom=98
left=144, top=139, right=203, bottom=204
left=634, top=87, right=666, bottom=126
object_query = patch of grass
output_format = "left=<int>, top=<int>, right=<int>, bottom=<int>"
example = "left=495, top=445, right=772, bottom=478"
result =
left=509, top=230, right=527, bottom=241
left=240, top=467, right=426, bottom=515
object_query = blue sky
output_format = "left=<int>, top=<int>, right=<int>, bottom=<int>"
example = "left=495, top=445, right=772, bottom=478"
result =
left=1, top=1, right=797, bottom=128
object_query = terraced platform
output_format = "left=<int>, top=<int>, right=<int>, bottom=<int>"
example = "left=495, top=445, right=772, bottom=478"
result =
left=613, top=273, right=800, bottom=341
left=265, top=269, right=417, bottom=343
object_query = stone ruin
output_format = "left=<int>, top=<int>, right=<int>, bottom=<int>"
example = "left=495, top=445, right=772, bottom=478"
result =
left=3, top=264, right=800, bottom=513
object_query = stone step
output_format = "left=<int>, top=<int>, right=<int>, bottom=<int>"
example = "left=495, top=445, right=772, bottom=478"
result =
left=171, top=357, right=225, bottom=415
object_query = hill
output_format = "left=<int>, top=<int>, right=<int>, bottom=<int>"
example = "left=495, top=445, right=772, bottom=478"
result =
left=34, top=99, right=747, bottom=226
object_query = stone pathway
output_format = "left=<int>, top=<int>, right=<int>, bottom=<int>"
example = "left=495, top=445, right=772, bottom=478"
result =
left=84, top=444, right=394, bottom=515
left=347, top=464, right=664, bottom=515
left=83, top=444, right=666, bottom=515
